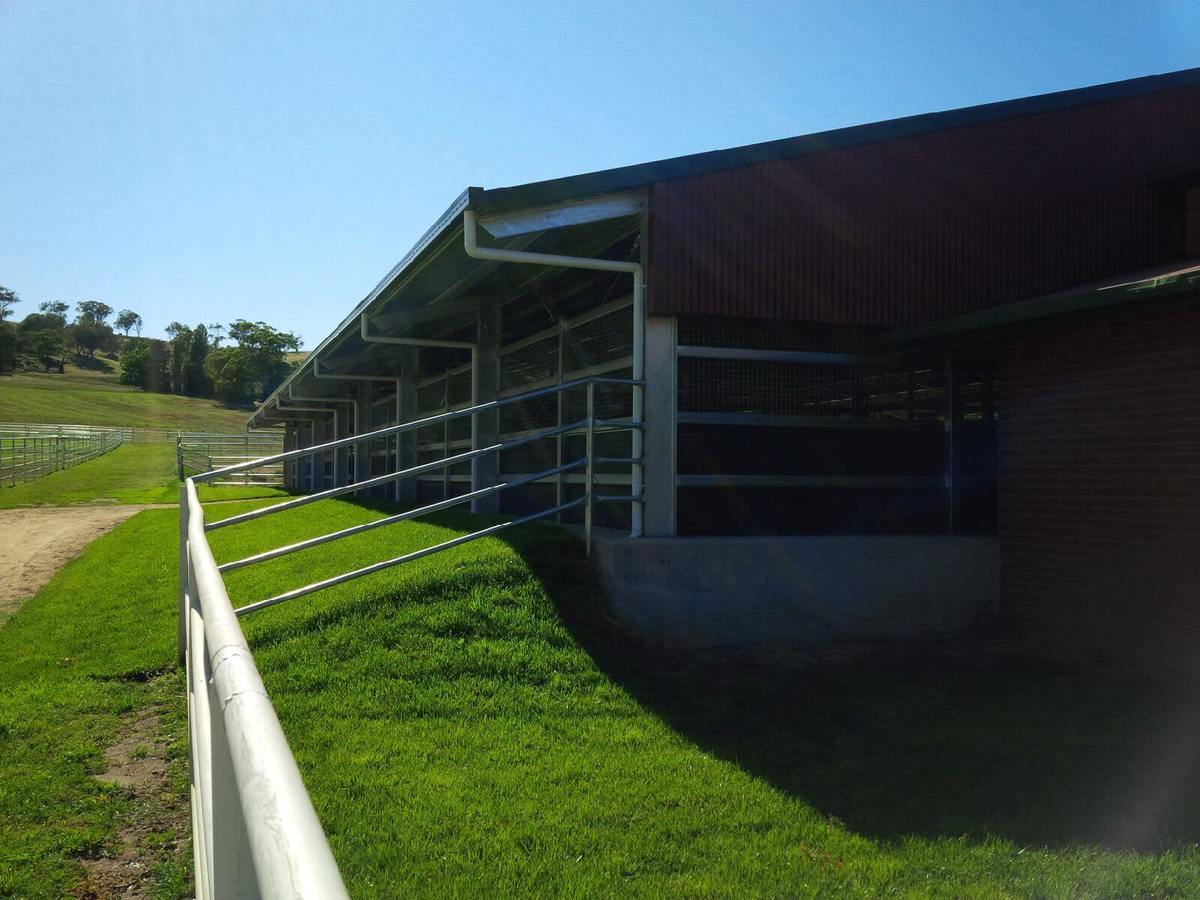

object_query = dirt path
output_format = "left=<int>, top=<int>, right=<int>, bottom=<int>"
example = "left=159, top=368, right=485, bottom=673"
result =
left=0, top=505, right=170, bottom=620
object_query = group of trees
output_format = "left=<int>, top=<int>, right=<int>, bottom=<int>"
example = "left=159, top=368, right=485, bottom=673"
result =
left=120, top=318, right=300, bottom=404
left=0, top=283, right=300, bottom=406
left=0, top=286, right=144, bottom=373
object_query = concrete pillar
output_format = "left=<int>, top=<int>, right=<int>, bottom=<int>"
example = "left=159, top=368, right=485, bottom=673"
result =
left=642, top=315, right=678, bottom=536
left=471, top=299, right=500, bottom=514
left=397, top=348, right=419, bottom=504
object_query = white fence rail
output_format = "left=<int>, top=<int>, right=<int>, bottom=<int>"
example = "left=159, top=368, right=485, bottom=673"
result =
left=181, top=375, right=642, bottom=893
left=180, top=481, right=348, bottom=898
left=0, top=423, right=131, bottom=487
left=178, top=433, right=285, bottom=485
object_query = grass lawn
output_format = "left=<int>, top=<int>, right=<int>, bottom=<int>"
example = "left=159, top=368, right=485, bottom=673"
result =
left=0, top=506, right=194, bottom=898
left=0, top=368, right=252, bottom=432
left=6, top=497, right=1200, bottom=897
left=0, top=443, right=288, bottom=507
left=208, top=501, right=1200, bottom=897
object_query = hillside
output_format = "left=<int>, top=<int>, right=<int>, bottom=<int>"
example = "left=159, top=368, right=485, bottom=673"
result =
left=0, top=357, right=255, bottom=432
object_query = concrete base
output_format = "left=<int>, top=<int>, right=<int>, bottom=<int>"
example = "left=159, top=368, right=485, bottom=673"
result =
left=590, top=533, right=1000, bottom=649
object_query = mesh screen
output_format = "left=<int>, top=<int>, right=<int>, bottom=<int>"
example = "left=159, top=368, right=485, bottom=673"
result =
left=448, top=370, right=473, bottom=407
left=500, top=334, right=557, bottom=392
left=678, top=316, right=883, bottom=353
left=565, top=306, right=632, bottom=371
left=416, top=380, right=445, bottom=414
left=678, top=359, right=945, bottom=420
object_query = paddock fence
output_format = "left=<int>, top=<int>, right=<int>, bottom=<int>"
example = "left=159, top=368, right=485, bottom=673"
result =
left=0, top=422, right=131, bottom=487
left=177, top=433, right=285, bottom=485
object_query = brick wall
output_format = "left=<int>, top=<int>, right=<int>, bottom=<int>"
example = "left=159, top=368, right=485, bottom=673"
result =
left=997, top=300, right=1200, bottom=676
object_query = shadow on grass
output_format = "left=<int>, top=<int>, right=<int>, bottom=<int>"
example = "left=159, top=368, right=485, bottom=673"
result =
left=72, top=354, right=116, bottom=373
left=505, top=527, right=1200, bottom=854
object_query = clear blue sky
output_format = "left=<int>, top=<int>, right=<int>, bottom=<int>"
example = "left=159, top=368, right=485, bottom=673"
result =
left=2, top=1, right=1197, bottom=346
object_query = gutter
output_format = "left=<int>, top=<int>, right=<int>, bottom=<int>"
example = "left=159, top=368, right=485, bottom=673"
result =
left=462, top=209, right=645, bottom=537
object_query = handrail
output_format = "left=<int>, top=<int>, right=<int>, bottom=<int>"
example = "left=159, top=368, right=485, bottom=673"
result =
left=182, top=480, right=349, bottom=898
left=219, top=459, right=586, bottom=572
left=206, top=419, right=586, bottom=531
left=194, top=376, right=641, bottom=483
left=181, top=374, right=642, bottom=891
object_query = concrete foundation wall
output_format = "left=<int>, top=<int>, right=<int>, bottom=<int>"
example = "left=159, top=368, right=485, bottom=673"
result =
left=591, top=534, right=999, bottom=649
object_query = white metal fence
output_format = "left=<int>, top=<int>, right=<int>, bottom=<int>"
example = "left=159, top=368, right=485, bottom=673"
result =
left=0, top=423, right=131, bottom=487
left=177, top=433, right=285, bottom=485
left=180, top=375, right=641, bottom=894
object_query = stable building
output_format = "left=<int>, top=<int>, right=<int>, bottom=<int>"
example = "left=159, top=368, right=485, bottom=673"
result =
left=253, top=67, right=1200, bottom=675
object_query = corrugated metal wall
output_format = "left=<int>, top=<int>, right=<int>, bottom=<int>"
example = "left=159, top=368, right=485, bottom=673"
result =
left=649, top=83, right=1200, bottom=325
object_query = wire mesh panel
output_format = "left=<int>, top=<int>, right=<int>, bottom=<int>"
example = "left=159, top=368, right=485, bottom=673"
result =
left=678, top=359, right=946, bottom=420
left=500, top=333, right=558, bottom=393
left=679, top=316, right=882, bottom=353
left=674, top=315, right=996, bottom=536
left=565, top=303, right=632, bottom=371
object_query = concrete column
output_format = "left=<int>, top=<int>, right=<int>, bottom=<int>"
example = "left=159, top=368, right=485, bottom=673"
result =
left=471, top=299, right=500, bottom=514
left=397, top=347, right=419, bottom=504
left=642, top=315, right=677, bottom=536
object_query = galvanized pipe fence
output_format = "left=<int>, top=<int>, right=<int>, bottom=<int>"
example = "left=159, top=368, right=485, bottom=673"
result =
left=180, top=375, right=642, bottom=895
left=177, top=432, right=285, bottom=485
left=0, top=423, right=131, bottom=487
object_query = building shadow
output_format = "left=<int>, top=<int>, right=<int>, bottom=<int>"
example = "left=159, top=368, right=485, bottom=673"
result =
left=507, top=530, right=1200, bottom=853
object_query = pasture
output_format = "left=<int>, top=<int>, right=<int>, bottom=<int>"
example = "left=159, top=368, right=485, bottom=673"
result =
left=3, top=497, right=1200, bottom=897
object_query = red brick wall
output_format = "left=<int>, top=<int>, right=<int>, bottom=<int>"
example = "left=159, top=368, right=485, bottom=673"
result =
left=998, top=300, right=1200, bottom=676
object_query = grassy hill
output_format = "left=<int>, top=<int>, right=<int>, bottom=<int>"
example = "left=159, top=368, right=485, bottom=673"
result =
left=6, top=501, right=1200, bottom=896
left=1, top=357, right=254, bottom=432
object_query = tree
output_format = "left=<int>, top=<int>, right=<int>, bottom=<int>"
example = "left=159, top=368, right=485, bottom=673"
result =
left=120, top=339, right=171, bottom=391
left=0, top=285, right=18, bottom=323
left=18, top=310, right=69, bottom=371
left=232, top=320, right=300, bottom=398
left=168, top=324, right=192, bottom=394
left=0, top=324, right=16, bottom=372
left=72, top=319, right=111, bottom=358
left=31, top=328, right=67, bottom=372
left=186, top=323, right=212, bottom=397
left=208, top=322, right=226, bottom=348
left=119, top=340, right=150, bottom=388
left=205, top=345, right=252, bottom=403
left=75, top=300, right=113, bottom=325
left=114, top=309, right=143, bottom=336
left=39, top=301, right=69, bottom=320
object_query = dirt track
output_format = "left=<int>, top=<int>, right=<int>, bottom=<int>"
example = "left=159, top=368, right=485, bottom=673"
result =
left=0, top=506, right=164, bottom=619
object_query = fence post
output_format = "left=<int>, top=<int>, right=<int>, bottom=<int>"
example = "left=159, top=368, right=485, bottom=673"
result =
left=177, top=437, right=185, bottom=481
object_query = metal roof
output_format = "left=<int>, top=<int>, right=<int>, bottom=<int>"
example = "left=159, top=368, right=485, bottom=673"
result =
left=251, top=65, right=1200, bottom=425
left=471, top=66, right=1200, bottom=215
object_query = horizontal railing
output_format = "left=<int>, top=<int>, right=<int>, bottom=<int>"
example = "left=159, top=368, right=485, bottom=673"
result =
left=182, top=376, right=641, bottom=892
left=0, top=423, right=130, bottom=487
left=177, top=433, right=286, bottom=485
left=181, top=481, right=349, bottom=898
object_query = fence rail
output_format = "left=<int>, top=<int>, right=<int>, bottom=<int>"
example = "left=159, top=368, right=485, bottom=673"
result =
left=0, top=423, right=131, bottom=487
left=177, top=433, right=285, bottom=485
left=181, top=375, right=642, bottom=894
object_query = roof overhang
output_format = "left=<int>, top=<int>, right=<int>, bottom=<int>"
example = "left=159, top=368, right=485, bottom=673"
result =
left=250, top=192, right=644, bottom=427
left=884, top=259, right=1200, bottom=351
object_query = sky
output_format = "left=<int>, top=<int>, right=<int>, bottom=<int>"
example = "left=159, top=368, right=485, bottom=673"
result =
left=2, top=1, right=1198, bottom=347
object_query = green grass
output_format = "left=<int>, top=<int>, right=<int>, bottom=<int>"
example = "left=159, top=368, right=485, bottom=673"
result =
left=0, top=506, right=193, bottom=897
left=0, top=443, right=288, bottom=507
left=0, top=368, right=252, bottom=432
left=6, top=498, right=1200, bottom=897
